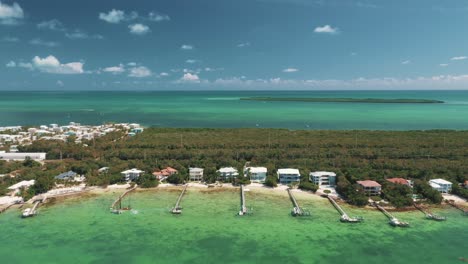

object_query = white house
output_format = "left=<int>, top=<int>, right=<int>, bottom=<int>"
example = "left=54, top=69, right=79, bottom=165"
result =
left=121, top=168, right=144, bottom=181
left=217, top=167, right=239, bottom=180
left=8, top=180, right=35, bottom=191
left=244, top=167, right=267, bottom=183
left=310, top=171, right=337, bottom=187
left=357, top=180, right=382, bottom=196
left=429, top=179, right=452, bottom=193
left=277, top=168, right=301, bottom=185
left=189, top=167, right=204, bottom=181
left=0, top=152, right=47, bottom=161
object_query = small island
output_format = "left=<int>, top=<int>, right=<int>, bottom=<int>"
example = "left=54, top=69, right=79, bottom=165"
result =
left=240, top=97, right=444, bottom=104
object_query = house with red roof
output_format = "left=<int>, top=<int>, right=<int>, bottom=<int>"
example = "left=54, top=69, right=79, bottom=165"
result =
left=357, top=180, right=382, bottom=196
left=386, top=178, right=412, bottom=187
left=153, top=167, right=178, bottom=181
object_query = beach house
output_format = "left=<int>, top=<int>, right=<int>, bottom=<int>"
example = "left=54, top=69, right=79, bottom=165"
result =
left=386, top=178, right=412, bottom=187
left=244, top=167, right=267, bottom=183
left=357, top=180, right=382, bottom=196
left=429, top=179, right=452, bottom=193
left=277, top=168, right=301, bottom=185
left=309, top=171, right=336, bottom=187
left=7, top=180, right=35, bottom=193
left=189, top=167, right=204, bottom=181
left=55, top=171, right=85, bottom=182
left=121, top=168, right=144, bottom=181
left=153, top=167, right=178, bottom=181
left=217, top=167, right=239, bottom=180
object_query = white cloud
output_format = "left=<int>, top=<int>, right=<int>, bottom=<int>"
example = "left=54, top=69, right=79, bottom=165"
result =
left=350, top=52, right=357, bottom=56
left=18, top=62, right=32, bottom=69
left=180, top=73, right=200, bottom=82
left=103, top=64, right=125, bottom=74
left=31, top=55, right=84, bottom=74
left=99, top=9, right=126, bottom=23
left=30, top=38, right=60, bottom=47
left=0, top=1, right=24, bottom=25
left=237, top=42, right=250, bottom=48
left=450, top=56, right=467, bottom=61
left=65, top=30, right=103, bottom=40
left=128, top=66, right=152, bottom=77
left=159, top=72, right=169, bottom=77
left=127, top=62, right=137, bottom=66
left=1, top=36, right=18, bottom=42
left=148, top=12, right=170, bottom=22
left=5, top=61, right=15, bottom=67
left=129, top=23, right=150, bottom=35
left=204, top=67, right=224, bottom=72
left=185, top=59, right=197, bottom=64
left=401, top=60, right=411, bottom=65
left=314, top=25, right=339, bottom=34
left=37, top=19, right=65, bottom=31
left=440, top=63, right=449, bottom=67
left=283, top=68, right=299, bottom=73
left=181, top=44, right=194, bottom=50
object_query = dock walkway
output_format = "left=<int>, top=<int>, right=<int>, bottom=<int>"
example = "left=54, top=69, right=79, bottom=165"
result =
left=171, top=185, right=187, bottom=214
left=445, top=200, right=468, bottom=216
left=110, top=186, right=137, bottom=213
left=239, top=185, right=251, bottom=215
left=327, top=196, right=363, bottom=223
left=287, top=188, right=310, bottom=216
left=373, top=202, right=409, bottom=227
left=414, top=203, right=446, bottom=221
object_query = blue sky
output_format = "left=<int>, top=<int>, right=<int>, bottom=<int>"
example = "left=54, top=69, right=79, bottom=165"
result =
left=1, top=0, right=468, bottom=90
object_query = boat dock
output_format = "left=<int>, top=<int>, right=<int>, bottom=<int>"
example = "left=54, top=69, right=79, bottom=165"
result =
left=110, top=186, right=137, bottom=214
left=373, top=202, right=409, bottom=227
left=414, top=203, right=446, bottom=221
left=327, top=195, right=363, bottom=223
left=287, top=188, right=310, bottom=216
left=445, top=200, right=468, bottom=215
left=238, top=185, right=252, bottom=215
left=22, top=195, right=47, bottom=218
left=171, top=185, right=187, bottom=214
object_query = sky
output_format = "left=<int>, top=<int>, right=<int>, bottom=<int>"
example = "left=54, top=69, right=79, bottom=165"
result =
left=2, top=0, right=468, bottom=90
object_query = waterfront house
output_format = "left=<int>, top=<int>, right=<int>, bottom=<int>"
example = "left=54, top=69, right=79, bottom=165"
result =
left=217, top=167, right=239, bottom=180
left=309, top=171, right=336, bottom=187
left=244, top=167, right=267, bottom=183
left=429, top=179, right=452, bottom=193
left=55, top=171, right=84, bottom=182
left=121, top=168, right=144, bottom=181
left=386, top=178, right=412, bottom=187
left=98, top=167, right=109, bottom=174
left=189, top=167, right=204, bottom=181
left=153, top=167, right=178, bottom=181
left=277, top=168, right=301, bottom=185
left=357, top=180, right=382, bottom=196
left=7, top=180, right=35, bottom=192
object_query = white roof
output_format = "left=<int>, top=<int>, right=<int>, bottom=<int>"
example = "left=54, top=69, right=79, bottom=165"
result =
left=277, top=168, right=300, bottom=175
left=189, top=167, right=204, bottom=172
left=218, top=167, right=238, bottom=173
left=246, top=167, right=267, bottom=173
left=310, top=171, right=336, bottom=177
left=8, top=180, right=35, bottom=190
left=121, top=168, right=143, bottom=174
left=429, top=179, right=452, bottom=185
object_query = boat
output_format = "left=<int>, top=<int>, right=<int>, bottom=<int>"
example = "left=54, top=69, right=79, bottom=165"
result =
left=389, top=217, right=410, bottom=227
left=340, top=215, right=363, bottom=223
left=22, top=208, right=36, bottom=218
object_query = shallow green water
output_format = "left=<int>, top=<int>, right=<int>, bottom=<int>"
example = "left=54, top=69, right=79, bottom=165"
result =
left=2, top=90, right=468, bottom=130
left=0, top=189, right=466, bottom=264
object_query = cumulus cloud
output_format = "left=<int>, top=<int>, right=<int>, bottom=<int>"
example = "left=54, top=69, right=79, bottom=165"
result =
left=181, top=44, right=193, bottom=50
left=180, top=73, right=200, bottom=82
left=5, top=60, right=15, bottom=67
left=401, top=60, right=411, bottom=65
left=66, top=30, right=103, bottom=40
left=30, top=38, right=60, bottom=47
left=314, top=25, right=339, bottom=34
left=0, top=1, right=24, bottom=25
left=37, top=19, right=65, bottom=31
left=103, top=64, right=125, bottom=74
left=159, top=72, right=169, bottom=77
left=129, top=23, right=150, bottom=35
left=185, top=59, right=198, bottom=64
left=148, top=12, right=170, bottom=22
left=283, top=68, right=299, bottom=73
left=99, top=9, right=126, bottom=23
left=450, top=56, right=467, bottom=61
left=128, top=66, right=152, bottom=77
left=30, top=55, right=84, bottom=74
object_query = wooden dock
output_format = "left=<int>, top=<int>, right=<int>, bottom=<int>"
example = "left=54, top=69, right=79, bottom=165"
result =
left=110, top=186, right=137, bottom=213
left=373, top=202, right=409, bottom=227
left=22, top=195, right=48, bottom=218
left=287, top=188, right=310, bottom=216
left=238, top=185, right=251, bottom=215
left=445, top=200, right=468, bottom=216
left=171, top=185, right=187, bottom=214
left=327, top=195, right=363, bottom=223
left=414, top=203, right=446, bottom=221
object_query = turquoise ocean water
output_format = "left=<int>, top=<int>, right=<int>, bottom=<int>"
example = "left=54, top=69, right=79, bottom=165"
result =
left=1, top=90, right=468, bottom=129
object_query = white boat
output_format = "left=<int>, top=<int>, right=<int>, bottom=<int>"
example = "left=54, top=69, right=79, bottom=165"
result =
left=22, top=208, right=36, bottom=218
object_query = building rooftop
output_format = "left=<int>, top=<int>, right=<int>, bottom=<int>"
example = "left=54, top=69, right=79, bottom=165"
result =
left=8, top=180, right=35, bottom=190
left=310, top=171, right=336, bottom=177
left=218, top=167, right=238, bottom=173
left=55, top=171, right=78, bottom=180
left=357, top=180, right=381, bottom=188
left=245, top=167, right=267, bottom=173
left=189, top=167, right=204, bottom=172
left=387, top=178, right=410, bottom=185
left=121, top=168, right=144, bottom=174
left=277, top=168, right=300, bottom=175
left=429, top=178, right=452, bottom=185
